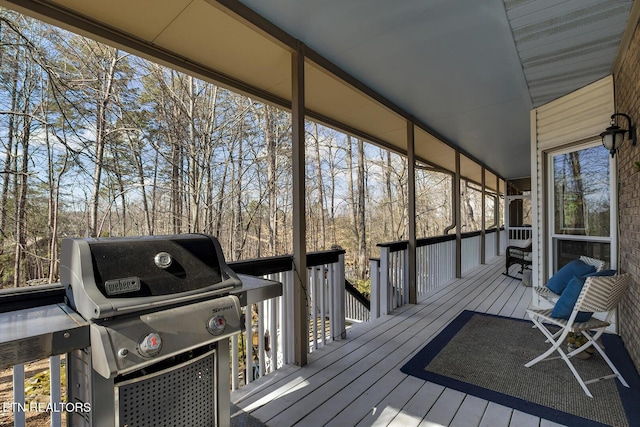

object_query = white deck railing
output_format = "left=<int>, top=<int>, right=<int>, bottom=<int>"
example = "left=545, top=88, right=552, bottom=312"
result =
left=371, top=229, right=501, bottom=318
left=506, top=225, right=533, bottom=248
left=417, top=237, right=457, bottom=297
left=344, top=281, right=370, bottom=323
left=228, top=249, right=347, bottom=388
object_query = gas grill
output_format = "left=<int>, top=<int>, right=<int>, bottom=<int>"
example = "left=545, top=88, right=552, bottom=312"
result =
left=62, top=234, right=244, bottom=427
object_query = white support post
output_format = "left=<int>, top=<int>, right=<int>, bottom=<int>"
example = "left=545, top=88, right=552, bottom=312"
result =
left=291, top=47, right=308, bottom=367
left=407, top=121, right=417, bottom=304
left=496, top=175, right=501, bottom=257
left=481, top=166, right=486, bottom=265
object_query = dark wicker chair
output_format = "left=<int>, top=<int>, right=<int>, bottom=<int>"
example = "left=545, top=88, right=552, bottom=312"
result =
left=504, top=238, right=532, bottom=278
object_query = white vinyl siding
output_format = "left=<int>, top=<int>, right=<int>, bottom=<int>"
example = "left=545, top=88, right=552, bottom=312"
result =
left=530, top=76, right=615, bottom=305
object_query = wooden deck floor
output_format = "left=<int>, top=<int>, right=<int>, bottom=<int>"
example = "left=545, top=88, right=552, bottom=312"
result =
left=231, top=257, right=566, bottom=427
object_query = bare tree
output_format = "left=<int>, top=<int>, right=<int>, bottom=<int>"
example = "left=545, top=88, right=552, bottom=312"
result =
left=87, top=47, right=120, bottom=237
left=312, top=123, right=327, bottom=248
left=356, top=138, right=367, bottom=279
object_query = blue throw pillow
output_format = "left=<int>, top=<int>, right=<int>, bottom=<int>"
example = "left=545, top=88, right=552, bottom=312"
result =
left=546, top=260, right=596, bottom=295
left=551, top=275, right=592, bottom=322
left=550, top=270, right=616, bottom=322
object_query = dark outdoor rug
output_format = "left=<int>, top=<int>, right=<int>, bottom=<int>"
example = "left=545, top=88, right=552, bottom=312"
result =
left=401, top=310, right=640, bottom=427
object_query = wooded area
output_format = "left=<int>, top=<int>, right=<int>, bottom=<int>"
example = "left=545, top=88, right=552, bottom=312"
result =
left=0, top=9, right=495, bottom=288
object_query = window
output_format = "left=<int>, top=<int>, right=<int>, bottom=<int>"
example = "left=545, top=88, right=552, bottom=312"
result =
left=548, top=143, right=614, bottom=271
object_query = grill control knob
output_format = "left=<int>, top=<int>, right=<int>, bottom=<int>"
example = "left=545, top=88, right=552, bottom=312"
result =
left=138, top=332, right=162, bottom=357
left=154, top=252, right=172, bottom=269
left=207, top=316, right=226, bottom=335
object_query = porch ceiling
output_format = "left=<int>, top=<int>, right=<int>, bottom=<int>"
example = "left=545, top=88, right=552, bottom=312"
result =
left=1, top=0, right=634, bottom=180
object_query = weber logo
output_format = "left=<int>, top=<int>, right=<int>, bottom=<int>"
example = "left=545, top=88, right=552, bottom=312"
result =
left=105, top=277, right=141, bottom=295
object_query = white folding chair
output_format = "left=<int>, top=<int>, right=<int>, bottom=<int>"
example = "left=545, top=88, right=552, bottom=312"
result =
left=534, top=255, right=606, bottom=304
left=525, top=273, right=631, bottom=397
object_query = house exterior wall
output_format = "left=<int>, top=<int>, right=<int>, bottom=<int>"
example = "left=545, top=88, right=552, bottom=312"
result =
left=530, top=77, right=614, bottom=308
left=614, top=17, right=640, bottom=374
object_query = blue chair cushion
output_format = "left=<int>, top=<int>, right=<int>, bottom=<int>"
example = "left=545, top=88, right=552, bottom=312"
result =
left=545, top=260, right=596, bottom=295
left=550, top=269, right=617, bottom=322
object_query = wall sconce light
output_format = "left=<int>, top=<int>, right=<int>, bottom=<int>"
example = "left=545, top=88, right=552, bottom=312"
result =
left=600, top=113, right=636, bottom=158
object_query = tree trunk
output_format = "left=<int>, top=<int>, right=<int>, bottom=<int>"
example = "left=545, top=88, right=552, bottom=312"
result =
left=0, top=50, right=20, bottom=251
left=265, top=105, right=279, bottom=255
left=384, top=150, right=393, bottom=238
left=233, top=117, right=245, bottom=260
left=14, top=117, right=30, bottom=287
left=215, top=152, right=229, bottom=240
left=130, top=132, right=152, bottom=235
left=346, top=136, right=358, bottom=272
left=187, top=76, right=200, bottom=232
left=328, top=141, right=337, bottom=244
left=88, top=51, right=118, bottom=237
left=356, top=139, right=367, bottom=280
left=313, top=123, right=326, bottom=249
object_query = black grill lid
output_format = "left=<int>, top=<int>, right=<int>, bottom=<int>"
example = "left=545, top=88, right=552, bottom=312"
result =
left=62, top=234, right=241, bottom=320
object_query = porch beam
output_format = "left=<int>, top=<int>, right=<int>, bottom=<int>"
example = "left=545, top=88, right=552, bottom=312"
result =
left=407, top=122, right=417, bottom=304
left=291, top=46, right=308, bottom=366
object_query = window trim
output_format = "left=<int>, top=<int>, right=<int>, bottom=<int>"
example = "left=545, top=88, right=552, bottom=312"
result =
left=545, top=139, right=618, bottom=275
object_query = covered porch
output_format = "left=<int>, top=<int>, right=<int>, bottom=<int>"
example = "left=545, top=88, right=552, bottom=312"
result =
left=0, top=0, right=638, bottom=426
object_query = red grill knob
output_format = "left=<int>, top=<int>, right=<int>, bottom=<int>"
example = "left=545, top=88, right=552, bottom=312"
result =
left=138, top=332, right=162, bottom=357
left=207, top=316, right=226, bottom=335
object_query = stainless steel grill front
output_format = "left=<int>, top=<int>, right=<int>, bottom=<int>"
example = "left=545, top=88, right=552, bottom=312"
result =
left=64, top=234, right=242, bottom=427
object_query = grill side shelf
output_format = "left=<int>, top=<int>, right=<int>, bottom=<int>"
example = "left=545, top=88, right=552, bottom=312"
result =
left=0, top=303, right=90, bottom=369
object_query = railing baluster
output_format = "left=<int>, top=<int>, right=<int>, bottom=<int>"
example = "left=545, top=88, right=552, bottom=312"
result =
left=13, top=364, right=25, bottom=427
left=318, top=266, right=325, bottom=347
left=258, top=300, right=265, bottom=377
left=284, top=269, right=295, bottom=364
left=379, top=247, right=389, bottom=316
left=50, top=355, right=61, bottom=427
left=403, top=249, right=409, bottom=305
left=245, top=306, right=253, bottom=384
left=370, top=258, right=380, bottom=320
left=328, top=262, right=335, bottom=340
left=395, top=251, right=401, bottom=308
left=310, top=267, right=317, bottom=351
left=269, top=295, right=278, bottom=372
left=231, top=334, right=239, bottom=390
left=430, top=245, right=436, bottom=292
left=393, top=251, right=398, bottom=309
left=336, top=254, right=346, bottom=338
